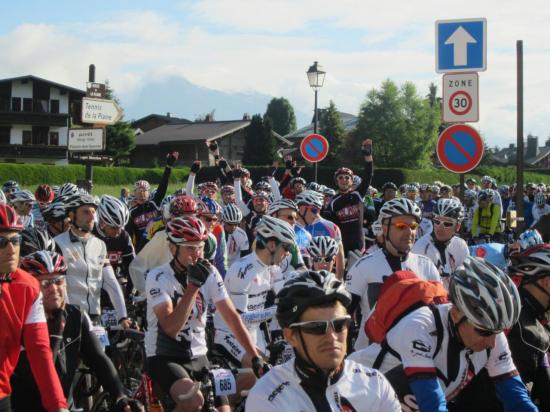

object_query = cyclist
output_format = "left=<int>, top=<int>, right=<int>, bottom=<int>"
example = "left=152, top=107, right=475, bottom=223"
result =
left=346, top=198, right=440, bottom=350
left=1, top=181, right=19, bottom=201
left=350, top=257, right=537, bottom=412
left=507, top=234, right=550, bottom=409
left=197, top=196, right=226, bottom=276
left=282, top=176, right=306, bottom=200
left=222, top=204, right=250, bottom=268
left=9, top=190, right=36, bottom=228
left=471, top=189, right=501, bottom=241
left=33, top=184, right=55, bottom=231
left=94, top=195, right=135, bottom=295
left=145, top=216, right=265, bottom=412
left=373, top=182, right=398, bottom=216
left=42, top=198, right=68, bottom=237
left=0, top=204, right=68, bottom=412
left=129, top=195, right=197, bottom=294
left=11, top=251, right=143, bottom=412
left=246, top=270, right=401, bottom=411
left=126, top=151, right=178, bottom=253
left=213, top=216, right=295, bottom=366
left=461, top=189, right=477, bottom=236
left=296, top=190, right=345, bottom=279
left=307, top=236, right=339, bottom=272
left=238, top=189, right=270, bottom=245
left=412, top=198, right=470, bottom=286
left=220, top=185, right=236, bottom=206
left=20, top=227, right=56, bottom=257
left=54, top=193, right=129, bottom=328
left=481, top=175, right=503, bottom=210
left=532, top=192, right=550, bottom=228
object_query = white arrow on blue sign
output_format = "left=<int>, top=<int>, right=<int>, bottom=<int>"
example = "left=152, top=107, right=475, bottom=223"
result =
left=435, top=18, right=486, bottom=73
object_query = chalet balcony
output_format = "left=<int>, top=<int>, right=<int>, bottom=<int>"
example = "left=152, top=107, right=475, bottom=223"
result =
left=0, top=144, right=67, bottom=159
left=0, top=97, right=69, bottom=127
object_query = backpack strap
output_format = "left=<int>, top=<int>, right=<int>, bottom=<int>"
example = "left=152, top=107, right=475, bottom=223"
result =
left=428, top=304, right=444, bottom=358
left=372, top=339, right=401, bottom=370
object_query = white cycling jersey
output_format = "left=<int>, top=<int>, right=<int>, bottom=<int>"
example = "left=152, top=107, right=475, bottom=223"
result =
left=346, top=247, right=441, bottom=350
left=214, top=252, right=283, bottom=356
left=349, top=304, right=517, bottom=402
left=226, top=227, right=250, bottom=268
left=416, top=218, right=433, bottom=239
left=412, top=233, right=469, bottom=287
left=145, top=261, right=228, bottom=359
left=245, top=357, right=401, bottom=411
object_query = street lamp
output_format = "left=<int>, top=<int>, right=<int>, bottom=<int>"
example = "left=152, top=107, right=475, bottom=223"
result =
left=306, top=61, right=325, bottom=181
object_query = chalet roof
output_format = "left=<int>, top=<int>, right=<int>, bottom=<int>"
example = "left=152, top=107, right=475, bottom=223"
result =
left=0, top=75, right=85, bottom=95
left=284, top=111, right=358, bottom=141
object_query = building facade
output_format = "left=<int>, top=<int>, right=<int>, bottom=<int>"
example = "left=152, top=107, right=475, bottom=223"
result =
left=0, top=75, right=85, bottom=164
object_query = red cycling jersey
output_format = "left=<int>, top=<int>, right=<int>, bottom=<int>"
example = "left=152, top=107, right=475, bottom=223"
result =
left=0, top=268, right=67, bottom=412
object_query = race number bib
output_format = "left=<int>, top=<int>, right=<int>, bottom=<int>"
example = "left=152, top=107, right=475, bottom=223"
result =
left=211, top=369, right=237, bottom=396
left=92, top=325, right=110, bottom=349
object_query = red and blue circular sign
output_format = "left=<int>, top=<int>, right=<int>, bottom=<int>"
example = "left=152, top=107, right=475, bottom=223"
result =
left=300, top=134, right=329, bottom=163
left=437, top=124, right=484, bottom=173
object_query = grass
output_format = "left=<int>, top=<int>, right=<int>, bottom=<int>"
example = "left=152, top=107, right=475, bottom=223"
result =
left=22, top=183, right=189, bottom=198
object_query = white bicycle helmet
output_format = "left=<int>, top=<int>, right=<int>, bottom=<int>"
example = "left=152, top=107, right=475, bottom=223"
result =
left=464, top=189, right=477, bottom=200
left=58, top=183, right=79, bottom=197
left=98, top=195, right=130, bottom=228
left=307, top=236, right=339, bottom=258
left=481, top=175, right=492, bottom=184
left=161, top=195, right=176, bottom=220
left=10, top=190, right=35, bottom=203
left=516, top=229, right=544, bottom=252
left=42, top=199, right=66, bottom=222
left=449, top=257, right=521, bottom=333
left=295, top=190, right=324, bottom=209
left=134, top=180, right=151, bottom=191
left=352, top=175, right=362, bottom=187
left=535, top=192, right=546, bottom=207
left=267, top=199, right=298, bottom=216
left=222, top=204, right=243, bottom=224
left=378, top=198, right=422, bottom=223
left=255, top=216, right=296, bottom=245
left=433, top=198, right=464, bottom=222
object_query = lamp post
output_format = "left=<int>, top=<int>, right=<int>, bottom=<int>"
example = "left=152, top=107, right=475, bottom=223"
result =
left=306, top=61, right=325, bottom=181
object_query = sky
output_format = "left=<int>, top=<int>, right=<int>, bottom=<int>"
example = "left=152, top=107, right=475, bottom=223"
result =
left=1, top=0, right=549, bottom=148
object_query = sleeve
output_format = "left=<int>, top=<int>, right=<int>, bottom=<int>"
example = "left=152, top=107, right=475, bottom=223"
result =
left=471, top=208, right=479, bottom=237
left=245, top=382, right=282, bottom=412
left=371, top=369, right=408, bottom=412
left=409, top=378, right=448, bottom=412
left=345, top=260, right=369, bottom=297
left=495, top=375, right=538, bottom=412
left=23, top=294, right=68, bottom=412
left=80, top=312, right=125, bottom=402
left=357, top=160, right=373, bottom=197
left=125, top=211, right=137, bottom=246
left=234, top=180, right=251, bottom=215
left=119, top=233, right=136, bottom=277
left=489, top=205, right=501, bottom=234
left=238, top=230, right=250, bottom=255
left=214, top=228, right=227, bottom=278
left=102, top=265, right=128, bottom=320
left=153, top=165, right=172, bottom=206
left=186, top=172, right=196, bottom=196
left=146, top=270, right=171, bottom=308
left=486, top=333, right=518, bottom=378
left=278, top=172, right=291, bottom=191
left=269, top=176, right=282, bottom=201
left=205, top=267, right=229, bottom=304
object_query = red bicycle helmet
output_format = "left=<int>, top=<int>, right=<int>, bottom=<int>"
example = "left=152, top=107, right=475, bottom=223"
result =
left=0, top=204, right=23, bottom=232
left=20, top=250, right=67, bottom=277
left=166, top=216, right=209, bottom=244
left=35, top=184, right=55, bottom=203
left=169, top=195, right=197, bottom=217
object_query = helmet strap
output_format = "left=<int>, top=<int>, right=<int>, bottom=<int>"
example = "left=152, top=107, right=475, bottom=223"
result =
left=384, top=218, right=409, bottom=258
left=297, top=329, right=328, bottom=378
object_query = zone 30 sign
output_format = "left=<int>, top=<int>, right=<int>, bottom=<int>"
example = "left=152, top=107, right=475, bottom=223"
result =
left=442, top=72, right=479, bottom=123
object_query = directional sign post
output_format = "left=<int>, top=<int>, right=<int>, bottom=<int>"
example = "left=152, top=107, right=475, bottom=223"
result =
left=68, top=128, right=105, bottom=151
left=81, top=97, right=123, bottom=125
left=437, top=124, right=484, bottom=173
left=443, top=72, right=479, bottom=123
left=436, top=18, right=486, bottom=73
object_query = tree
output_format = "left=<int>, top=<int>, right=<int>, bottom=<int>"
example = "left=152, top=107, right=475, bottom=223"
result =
left=319, top=101, right=346, bottom=166
left=348, top=79, right=440, bottom=168
left=103, top=81, right=135, bottom=165
left=242, top=114, right=276, bottom=165
left=264, top=97, right=297, bottom=136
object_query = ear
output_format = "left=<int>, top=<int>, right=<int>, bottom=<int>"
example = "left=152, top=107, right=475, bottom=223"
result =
left=455, top=222, right=462, bottom=231
left=168, top=242, right=177, bottom=256
left=449, top=306, right=462, bottom=323
left=283, top=328, right=299, bottom=348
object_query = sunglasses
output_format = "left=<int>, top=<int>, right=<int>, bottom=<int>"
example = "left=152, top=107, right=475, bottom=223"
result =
left=312, top=256, right=334, bottom=263
left=307, top=206, right=320, bottom=214
left=201, top=215, right=218, bottom=223
left=433, top=219, right=455, bottom=228
left=290, top=315, right=351, bottom=335
left=279, top=242, right=292, bottom=252
left=39, top=276, right=65, bottom=288
left=391, top=222, right=419, bottom=230
left=474, top=327, right=497, bottom=337
left=0, top=235, right=21, bottom=249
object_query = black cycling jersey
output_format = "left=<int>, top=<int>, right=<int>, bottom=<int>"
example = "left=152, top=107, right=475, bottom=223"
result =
left=243, top=211, right=264, bottom=245
left=507, top=289, right=550, bottom=409
left=326, top=161, right=373, bottom=253
left=10, top=305, right=125, bottom=411
left=126, top=166, right=172, bottom=253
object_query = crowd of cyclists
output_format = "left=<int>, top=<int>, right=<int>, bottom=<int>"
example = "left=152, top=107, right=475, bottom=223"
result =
left=0, top=138, right=549, bottom=412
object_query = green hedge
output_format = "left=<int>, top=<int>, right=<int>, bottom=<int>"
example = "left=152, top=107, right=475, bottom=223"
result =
left=0, top=164, right=190, bottom=186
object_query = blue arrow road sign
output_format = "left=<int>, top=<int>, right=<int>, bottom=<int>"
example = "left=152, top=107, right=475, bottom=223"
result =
left=436, top=18, right=486, bottom=73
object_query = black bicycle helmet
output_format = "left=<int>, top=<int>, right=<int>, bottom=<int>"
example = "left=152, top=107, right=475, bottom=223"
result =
left=20, top=227, right=56, bottom=257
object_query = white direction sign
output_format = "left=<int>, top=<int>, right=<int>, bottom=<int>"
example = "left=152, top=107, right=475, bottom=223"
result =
left=442, top=72, right=479, bottom=123
left=68, top=128, right=105, bottom=151
left=81, top=97, right=123, bottom=125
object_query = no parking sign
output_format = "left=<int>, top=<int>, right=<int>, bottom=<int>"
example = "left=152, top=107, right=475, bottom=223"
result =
left=437, top=124, right=484, bottom=173
left=300, top=134, right=329, bottom=163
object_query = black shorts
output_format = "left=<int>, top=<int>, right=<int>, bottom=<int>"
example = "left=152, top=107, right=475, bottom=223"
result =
left=146, top=355, right=228, bottom=407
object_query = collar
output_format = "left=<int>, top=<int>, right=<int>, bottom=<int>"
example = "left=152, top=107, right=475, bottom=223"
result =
left=68, top=229, right=89, bottom=243
left=293, top=352, right=344, bottom=388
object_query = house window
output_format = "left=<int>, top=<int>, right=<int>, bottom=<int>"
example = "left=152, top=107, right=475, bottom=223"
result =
left=11, top=97, right=21, bottom=112
left=23, top=98, right=32, bottom=112
left=49, top=132, right=59, bottom=146
left=50, top=100, right=59, bottom=114
left=0, top=127, right=10, bottom=144
left=22, top=131, right=32, bottom=145
left=32, top=126, right=48, bottom=145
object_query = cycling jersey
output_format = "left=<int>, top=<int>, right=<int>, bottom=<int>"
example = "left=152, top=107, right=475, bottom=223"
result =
left=531, top=204, right=550, bottom=228
left=304, top=217, right=342, bottom=242
left=213, top=253, right=283, bottom=357
left=55, top=230, right=126, bottom=320
left=0, top=269, right=67, bottom=412
left=245, top=356, right=401, bottom=411
left=416, top=218, right=433, bottom=239
left=418, top=199, right=436, bottom=218
left=471, top=204, right=501, bottom=237
left=463, top=205, right=475, bottom=234
left=93, top=227, right=135, bottom=277
left=212, top=223, right=227, bottom=277
left=412, top=233, right=469, bottom=286
left=294, top=224, right=312, bottom=259
left=346, top=248, right=440, bottom=350
left=349, top=304, right=517, bottom=402
left=145, top=261, right=227, bottom=359
left=129, top=230, right=172, bottom=294
left=225, top=227, right=250, bottom=268
left=279, top=243, right=305, bottom=276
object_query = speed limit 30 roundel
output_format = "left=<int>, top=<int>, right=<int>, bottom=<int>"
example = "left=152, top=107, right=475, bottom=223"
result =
left=437, top=124, right=484, bottom=173
left=442, top=72, right=479, bottom=123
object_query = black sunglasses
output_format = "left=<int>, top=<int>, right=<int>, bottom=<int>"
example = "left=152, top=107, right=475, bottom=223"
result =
left=312, top=256, right=334, bottom=263
left=474, top=327, right=497, bottom=337
left=290, top=315, right=351, bottom=335
left=0, top=235, right=21, bottom=249
left=279, top=242, right=292, bottom=252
